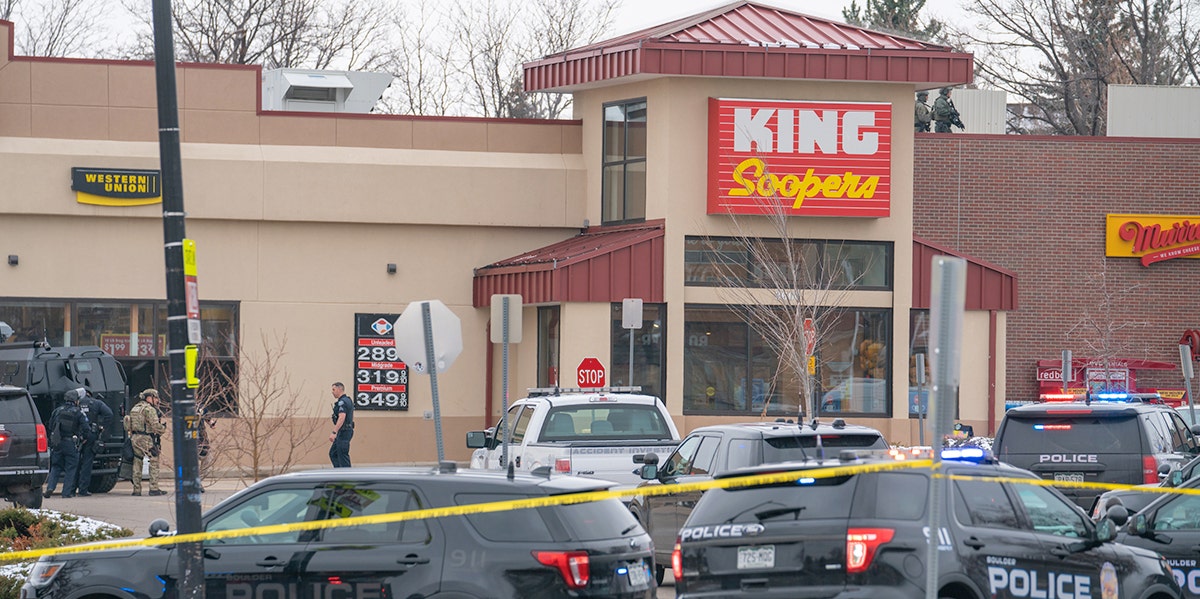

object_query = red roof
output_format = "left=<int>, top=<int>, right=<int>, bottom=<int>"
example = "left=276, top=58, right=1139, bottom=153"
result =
left=472, top=220, right=665, bottom=307
left=913, top=237, right=1018, bottom=311
left=524, top=1, right=972, bottom=92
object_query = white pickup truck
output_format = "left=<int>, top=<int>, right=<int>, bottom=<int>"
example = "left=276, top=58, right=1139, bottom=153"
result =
left=466, top=387, right=681, bottom=486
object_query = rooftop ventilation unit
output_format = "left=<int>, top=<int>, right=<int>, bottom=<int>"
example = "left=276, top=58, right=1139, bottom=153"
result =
left=261, top=68, right=393, bottom=114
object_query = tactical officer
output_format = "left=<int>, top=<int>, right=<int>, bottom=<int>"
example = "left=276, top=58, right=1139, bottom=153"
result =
left=71, top=387, right=113, bottom=497
left=915, top=90, right=932, bottom=132
left=328, top=382, right=355, bottom=468
left=125, top=389, right=167, bottom=496
left=932, top=86, right=965, bottom=133
left=44, top=390, right=89, bottom=498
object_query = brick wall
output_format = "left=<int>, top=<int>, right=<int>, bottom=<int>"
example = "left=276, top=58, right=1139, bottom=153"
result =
left=915, top=134, right=1200, bottom=403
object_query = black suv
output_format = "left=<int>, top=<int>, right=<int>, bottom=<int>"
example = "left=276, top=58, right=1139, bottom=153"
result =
left=1115, top=475, right=1200, bottom=598
left=994, top=393, right=1200, bottom=510
left=673, top=450, right=1180, bottom=598
left=628, top=419, right=888, bottom=584
left=0, top=384, right=49, bottom=508
left=20, top=464, right=655, bottom=599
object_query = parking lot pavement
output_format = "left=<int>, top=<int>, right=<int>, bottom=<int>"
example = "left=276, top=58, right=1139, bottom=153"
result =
left=40, top=477, right=680, bottom=598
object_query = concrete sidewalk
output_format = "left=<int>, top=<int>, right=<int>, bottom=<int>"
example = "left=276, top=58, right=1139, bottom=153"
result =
left=39, top=478, right=245, bottom=536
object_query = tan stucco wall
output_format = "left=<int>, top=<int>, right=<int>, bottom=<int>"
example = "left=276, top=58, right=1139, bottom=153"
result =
left=1, top=18, right=1006, bottom=462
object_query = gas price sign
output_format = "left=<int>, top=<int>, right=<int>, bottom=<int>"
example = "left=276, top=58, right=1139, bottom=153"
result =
left=353, top=314, right=409, bottom=410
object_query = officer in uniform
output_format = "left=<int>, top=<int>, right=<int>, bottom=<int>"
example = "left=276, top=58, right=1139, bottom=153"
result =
left=328, top=382, right=355, bottom=467
left=915, top=90, right=932, bottom=132
left=71, top=387, right=113, bottom=497
left=44, top=390, right=89, bottom=498
left=932, top=86, right=965, bottom=133
left=125, top=389, right=167, bottom=496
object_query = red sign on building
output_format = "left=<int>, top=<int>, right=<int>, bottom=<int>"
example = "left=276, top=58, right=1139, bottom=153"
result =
left=707, top=98, right=892, bottom=218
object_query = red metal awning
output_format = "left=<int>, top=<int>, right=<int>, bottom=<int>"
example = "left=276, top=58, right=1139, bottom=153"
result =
left=472, top=220, right=665, bottom=307
left=524, top=1, right=972, bottom=92
left=912, top=237, right=1018, bottom=311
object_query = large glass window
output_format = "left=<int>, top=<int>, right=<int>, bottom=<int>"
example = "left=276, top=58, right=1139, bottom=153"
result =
left=909, top=310, right=930, bottom=418
left=537, top=306, right=560, bottom=387
left=610, top=302, right=665, bottom=401
left=0, top=301, right=67, bottom=345
left=684, top=237, right=890, bottom=290
left=683, top=305, right=891, bottom=417
left=601, top=99, right=647, bottom=224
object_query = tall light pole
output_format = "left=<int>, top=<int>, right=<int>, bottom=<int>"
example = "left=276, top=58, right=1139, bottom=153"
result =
left=152, top=1, right=205, bottom=596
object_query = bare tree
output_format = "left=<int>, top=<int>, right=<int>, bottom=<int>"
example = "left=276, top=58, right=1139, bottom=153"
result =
left=8, top=0, right=105, bottom=57
left=1065, top=259, right=1153, bottom=390
left=523, top=0, right=619, bottom=118
left=376, top=0, right=460, bottom=115
left=198, top=332, right=321, bottom=484
left=698, top=200, right=881, bottom=420
left=960, top=0, right=1196, bottom=135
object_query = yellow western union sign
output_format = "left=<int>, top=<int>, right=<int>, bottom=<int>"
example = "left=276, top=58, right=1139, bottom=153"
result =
left=71, top=167, right=162, bottom=206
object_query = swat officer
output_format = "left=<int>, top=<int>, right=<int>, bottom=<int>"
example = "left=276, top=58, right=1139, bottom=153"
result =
left=44, top=390, right=89, bottom=498
left=125, top=389, right=167, bottom=496
left=932, top=86, right=965, bottom=133
left=71, top=387, right=113, bottom=497
left=915, top=90, right=932, bottom=132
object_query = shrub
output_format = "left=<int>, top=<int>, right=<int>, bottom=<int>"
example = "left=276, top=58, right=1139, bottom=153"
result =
left=0, top=507, right=133, bottom=599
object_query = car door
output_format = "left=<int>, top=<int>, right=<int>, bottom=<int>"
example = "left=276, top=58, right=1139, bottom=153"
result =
left=1009, top=481, right=1122, bottom=598
left=184, top=483, right=325, bottom=598
left=303, top=482, right=443, bottom=598
left=670, top=433, right=722, bottom=534
left=644, top=434, right=703, bottom=554
left=486, top=404, right=529, bottom=469
left=948, top=474, right=1047, bottom=595
left=1120, top=488, right=1200, bottom=597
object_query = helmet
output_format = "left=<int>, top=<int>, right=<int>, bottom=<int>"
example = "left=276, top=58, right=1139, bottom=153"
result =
left=63, top=388, right=80, bottom=403
left=917, top=91, right=929, bottom=99
left=940, top=86, right=953, bottom=95
left=139, top=389, right=160, bottom=400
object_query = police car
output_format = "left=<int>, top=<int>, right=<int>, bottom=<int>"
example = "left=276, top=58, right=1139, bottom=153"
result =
left=1116, top=474, right=1200, bottom=598
left=994, top=392, right=1200, bottom=510
left=671, top=448, right=1180, bottom=598
left=21, top=464, right=656, bottom=599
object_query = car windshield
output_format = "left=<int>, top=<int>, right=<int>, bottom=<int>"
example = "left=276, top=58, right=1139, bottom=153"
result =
left=539, top=405, right=672, bottom=441
left=0, top=394, right=33, bottom=423
left=998, top=415, right=1141, bottom=453
left=762, top=433, right=887, bottom=461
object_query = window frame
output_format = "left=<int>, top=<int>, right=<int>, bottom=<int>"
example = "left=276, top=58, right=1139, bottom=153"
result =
left=601, top=98, right=648, bottom=225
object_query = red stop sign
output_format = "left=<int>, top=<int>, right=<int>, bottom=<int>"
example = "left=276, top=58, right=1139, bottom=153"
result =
left=577, top=357, right=606, bottom=388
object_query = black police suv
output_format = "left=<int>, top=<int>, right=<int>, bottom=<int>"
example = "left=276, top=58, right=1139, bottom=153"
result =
left=1116, top=475, right=1200, bottom=598
left=629, top=419, right=888, bottom=584
left=994, top=392, right=1200, bottom=510
left=21, top=464, right=655, bottom=599
left=0, top=384, right=49, bottom=508
left=672, top=449, right=1180, bottom=599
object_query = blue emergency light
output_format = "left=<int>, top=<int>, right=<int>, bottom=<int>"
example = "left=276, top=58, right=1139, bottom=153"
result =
left=940, top=447, right=988, bottom=463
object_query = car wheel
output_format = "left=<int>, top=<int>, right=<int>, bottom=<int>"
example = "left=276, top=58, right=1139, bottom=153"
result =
left=89, top=469, right=119, bottom=493
left=655, top=563, right=665, bottom=586
left=16, top=486, right=43, bottom=509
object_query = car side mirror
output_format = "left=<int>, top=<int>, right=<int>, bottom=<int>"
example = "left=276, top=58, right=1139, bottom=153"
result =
left=639, top=464, right=659, bottom=480
left=466, top=430, right=488, bottom=449
left=1094, top=518, right=1117, bottom=543
left=1128, top=513, right=1150, bottom=537
left=1169, top=468, right=1185, bottom=487
left=1192, top=424, right=1200, bottom=437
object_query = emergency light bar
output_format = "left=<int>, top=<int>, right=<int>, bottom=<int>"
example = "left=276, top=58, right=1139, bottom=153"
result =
left=940, top=447, right=992, bottom=463
left=526, top=386, right=643, bottom=396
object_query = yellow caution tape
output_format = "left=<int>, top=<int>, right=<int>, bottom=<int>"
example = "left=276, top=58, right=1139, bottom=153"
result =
left=5, top=458, right=1199, bottom=564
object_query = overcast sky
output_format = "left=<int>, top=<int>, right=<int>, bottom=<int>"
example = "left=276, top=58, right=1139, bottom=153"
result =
left=611, top=0, right=973, bottom=36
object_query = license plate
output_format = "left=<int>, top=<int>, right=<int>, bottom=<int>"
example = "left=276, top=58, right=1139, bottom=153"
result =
left=1054, top=473, right=1085, bottom=483
left=737, top=545, right=775, bottom=569
left=625, top=560, right=651, bottom=587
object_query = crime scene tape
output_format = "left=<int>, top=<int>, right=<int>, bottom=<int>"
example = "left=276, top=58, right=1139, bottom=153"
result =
left=8, top=457, right=1200, bottom=563
left=0, top=458, right=926, bottom=562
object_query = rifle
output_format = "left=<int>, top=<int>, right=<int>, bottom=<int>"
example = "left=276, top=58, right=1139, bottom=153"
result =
left=948, top=100, right=965, bottom=130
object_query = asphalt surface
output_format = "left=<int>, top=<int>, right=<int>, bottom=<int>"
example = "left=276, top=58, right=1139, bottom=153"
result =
left=41, top=476, right=679, bottom=597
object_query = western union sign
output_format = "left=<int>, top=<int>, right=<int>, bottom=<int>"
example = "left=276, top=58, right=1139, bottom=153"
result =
left=71, top=167, right=161, bottom=206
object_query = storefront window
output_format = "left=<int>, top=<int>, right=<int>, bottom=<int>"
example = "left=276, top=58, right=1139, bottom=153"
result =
left=684, top=237, right=890, bottom=290
left=601, top=99, right=647, bottom=224
left=76, top=303, right=132, bottom=351
left=538, top=306, right=560, bottom=387
left=684, top=308, right=748, bottom=412
left=0, top=301, right=67, bottom=345
left=610, top=303, right=665, bottom=401
left=817, top=309, right=892, bottom=416
left=909, top=310, right=930, bottom=418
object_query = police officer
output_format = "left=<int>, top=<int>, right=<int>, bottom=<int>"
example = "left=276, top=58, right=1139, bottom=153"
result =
left=932, top=86, right=964, bottom=133
left=44, top=389, right=89, bottom=498
left=71, top=387, right=113, bottom=497
left=125, top=389, right=167, bottom=496
left=915, top=90, right=932, bottom=132
left=328, top=382, right=354, bottom=468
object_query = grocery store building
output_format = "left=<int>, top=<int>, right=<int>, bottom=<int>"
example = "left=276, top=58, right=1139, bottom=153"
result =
left=5, top=2, right=1196, bottom=466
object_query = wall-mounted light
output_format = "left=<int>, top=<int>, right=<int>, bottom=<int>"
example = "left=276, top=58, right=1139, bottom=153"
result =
left=7, top=255, right=16, bottom=266
left=386, top=263, right=397, bottom=275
